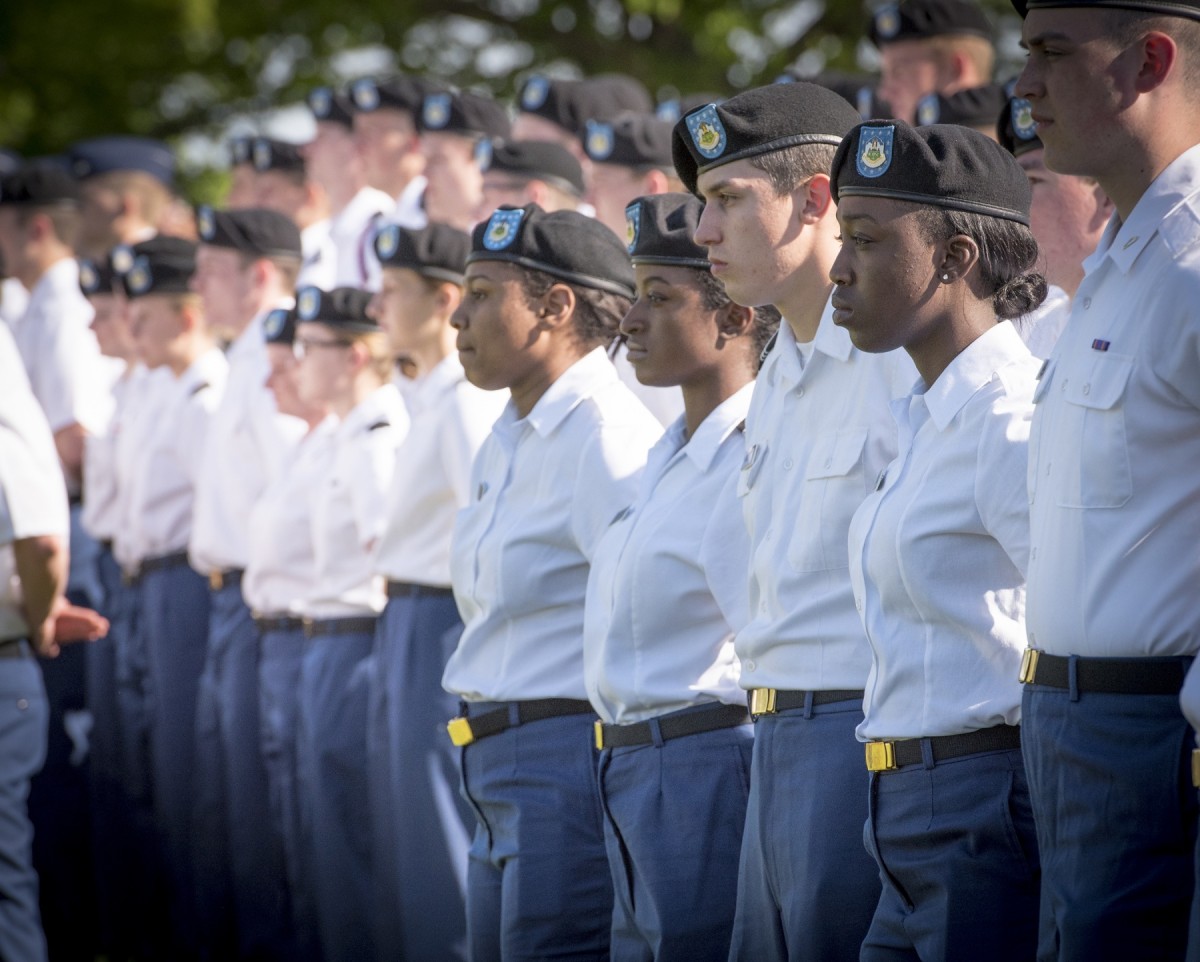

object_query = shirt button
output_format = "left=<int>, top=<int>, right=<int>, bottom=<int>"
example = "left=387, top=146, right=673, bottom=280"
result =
left=744, top=660, right=756, bottom=672
left=795, top=387, right=805, bottom=399
left=855, top=598, right=863, bottom=612
left=1031, top=547, right=1038, bottom=561
left=824, top=458, right=832, bottom=469
left=1082, top=297, right=1092, bottom=309
left=1082, top=384, right=1090, bottom=396
left=782, top=458, right=793, bottom=471
left=17, top=699, right=28, bottom=711
left=1061, top=379, right=1068, bottom=392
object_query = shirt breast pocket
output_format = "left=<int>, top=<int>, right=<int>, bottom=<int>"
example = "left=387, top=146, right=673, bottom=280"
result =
left=1057, top=352, right=1134, bottom=509
left=789, top=429, right=869, bottom=572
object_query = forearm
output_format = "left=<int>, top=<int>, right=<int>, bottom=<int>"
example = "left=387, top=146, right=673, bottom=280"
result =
left=53, top=423, right=87, bottom=489
left=12, top=535, right=67, bottom=637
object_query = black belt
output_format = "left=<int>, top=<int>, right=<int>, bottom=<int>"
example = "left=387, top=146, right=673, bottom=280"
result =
left=208, top=568, right=244, bottom=592
left=748, top=688, right=864, bottom=716
left=865, top=724, right=1022, bottom=772
left=0, top=637, right=31, bottom=659
left=139, top=550, right=192, bottom=576
left=387, top=580, right=454, bottom=599
left=1019, top=649, right=1189, bottom=695
left=254, top=614, right=305, bottom=632
left=447, top=698, right=595, bottom=747
left=595, top=702, right=750, bottom=750
left=302, top=615, right=378, bottom=639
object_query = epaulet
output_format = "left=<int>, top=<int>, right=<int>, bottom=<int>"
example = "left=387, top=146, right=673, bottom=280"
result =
left=189, top=381, right=210, bottom=397
left=367, top=419, right=390, bottom=432
left=759, top=331, right=778, bottom=365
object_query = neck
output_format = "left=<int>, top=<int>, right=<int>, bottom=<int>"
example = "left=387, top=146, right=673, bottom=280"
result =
left=1102, top=128, right=1200, bottom=222
left=332, top=374, right=383, bottom=419
left=168, top=335, right=214, bottom=378
left=17, top=247, right=70, bottom=290
left=326, top=177, right=364, bottom=216
left=405, top=321, right=457, bottom=380
left=906, top=303, right=996, bottom=387
left=775, top=234, right=837, bottom=343
left=680, top=364, right=753, bottom=440
left=510, top=349, right=585, bottom=420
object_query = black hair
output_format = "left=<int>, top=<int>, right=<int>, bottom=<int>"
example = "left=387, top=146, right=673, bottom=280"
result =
left=917, top=208, right=1047, bottom=320
left=520, top=267, right=632, bottom=349
left=694, top=268, right=781, bottom=370
left=748, top=142, right=839, bottom=196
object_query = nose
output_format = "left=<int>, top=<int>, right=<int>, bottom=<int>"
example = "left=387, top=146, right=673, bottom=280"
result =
left=1013, top=58, right=1040, bottom=100
left=449, top=302, right=468, bottom=331
left=618, top=299, right=645, bottom=338
left=693, top=202, right=719, bottom=248
left=365, top=292, right=381, bottom=320
left=829, top=243, right=852, bottom=287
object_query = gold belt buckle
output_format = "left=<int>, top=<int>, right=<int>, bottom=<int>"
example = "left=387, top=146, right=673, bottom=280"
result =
left=748, top=688, right=778, bottom=716
left=1018, top=648, right=1041, bottom=685
left=1192, top=749, right=1200, bottom=789
left=865, top=741, right=897, bottom=772
left=209, top=570, right=224, bottom=592
left=594, top=720, right=605, bottom=751
left=447, top=716, right=475, bottom=747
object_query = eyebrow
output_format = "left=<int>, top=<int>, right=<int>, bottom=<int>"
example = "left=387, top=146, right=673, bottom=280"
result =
left=837, top=211, right=881, bottom=225
left=697, top=177, right=736, bottom=198
left=1021, top=30, right=1075, bottom=50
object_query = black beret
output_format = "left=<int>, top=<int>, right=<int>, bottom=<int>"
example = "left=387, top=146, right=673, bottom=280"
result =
left=831, top=120, right=1031, bottom=225
left=374, top=222, right=471, bottom=284
left=997, top=96, right=1042, bottom=157
left=263, top=306, right=297, bottom=345
left=295, top=286, right=378, bottom=333
left=350, top=75, right=437, bottom=116
left=584, top=113, right=675, bottom=169
left=229, top=136, right=254, bottom=168
left=419, top=90, right=512, bottom=141
left=584, top=75, right=654, bottom=118
left=655, top=93, right=725, bottom=124
left=120, top=236, right=198, bottom=299
left=68, top=136, right=175, bottom=187
left=624, top=193, right=710, bottom=269
left=915, top=83, right=1008, bottom=128
left=1012, top=0, right=1200, bottom=18
left=307, top=86, right=355, bottom=128
left=869, top=0, right=993, bottom=45
left=78, top=257, right=117, bottom=297
left=783, top=71, right=890, bottom=121
left=484, top=140, right=585, bottom=197
left=468, top=204, right=636, bottom=298
left=672, top=83, right=862, bottom=197
left=196, top=206, right=303, bottom=258
left=516, top=76, right=585, bottom=135
left=516, top=74, right=651, bottom=138
left=0, top=164, right=80, bottom=206
left=251, top=137, right=305, bottom=174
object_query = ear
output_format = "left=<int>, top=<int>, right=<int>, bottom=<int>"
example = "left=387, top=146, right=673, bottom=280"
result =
left=1088, top=182, right=1115, bottom=233
left=538, top=283, right=575, bottom=330
left=947, top=50, right=972, bottom=86
left=798, top=173, right=833, bottom=224
left=717, top=301, right=755, bottom=340
left=1134, top=31, right=1177, bottom=93
left=938, top=233, right=980, bottom=284
left=526, top=180, right=548, bottom=207
left=642, top=168, right=670, bottom=196
left=437, top=281, right=463, bottom=318
left=347, top=337, right=371, bottom=373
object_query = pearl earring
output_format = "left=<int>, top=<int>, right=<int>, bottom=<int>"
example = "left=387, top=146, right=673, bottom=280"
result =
left=941, top=273, right=950, bottom=282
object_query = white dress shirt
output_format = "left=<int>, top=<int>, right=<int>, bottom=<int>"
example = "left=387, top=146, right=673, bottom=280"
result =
left=307, top=384, right=409, bottom=618
left=329, top=186, right=395, bottom=290
left=611, top=343, right=686, bottom=429
left=584, top=383, right=754, bottom=725
left=243, top=417, right=338, bottom=617
left=297, top=220, right=338, bottom=291
left=1016, top=284, right=1070, bottom=361
left=443, top=348, right=663, bottom=702
left=7, top=258, right=117, bottom=437
left=0, top=278, right=28, bottom=329
left=373, top=353, right=505, bottom=587
left=189, top=310, right=306, bottom=574
left=1027, top=143, right=1200, bottom=659
left=849, top=323, right=1039, bottom=740
left=733, top=298, right=918, bottom=692
left=127, top=349, right=228, bottom=561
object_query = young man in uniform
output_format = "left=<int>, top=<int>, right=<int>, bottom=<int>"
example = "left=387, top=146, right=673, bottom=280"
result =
left=418, top=89, right=511, bottom=231
left=1014, top=3, right=1200, bottom=959
left=250, top=137, right=335, bottom=289
left=67, top=136, right=175, bottom=258
left=672, top=83, right=916, bottom=961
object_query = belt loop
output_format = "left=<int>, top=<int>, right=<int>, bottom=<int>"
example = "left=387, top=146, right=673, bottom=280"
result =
left=803, top=690, right=815, bottom=720
left=649, top=717, right=665, bottom=748
left=1068, top=656, right=1080, bottom=702
left=920, top=738, right=935, bottom=770
left=507, top=702, right=521, bottom=727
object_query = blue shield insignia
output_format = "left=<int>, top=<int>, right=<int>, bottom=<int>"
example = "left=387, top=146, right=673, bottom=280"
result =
left=856, top=125, right=894, bottom=179
left=423, top=93, right=451, bottom=130
left=586, top=121, right=615, bottom=161
left=196, top=207, right=216, bottom=242
left=110, top=244, right=135, bottom=274
left=521, top=76, right=550, bottom=110
left=856, top=86, right=874, bottom=120
left=297, top=287, right=321, bottom=321
left=686, top=104, right=727, bottom=160
left=126, top=257, right=152, bottom=296
left=78, top=260, right=99, bottom=294
left=264, top=309, right=288, bottom=340
left=376, top=224, right=400, bottom=261
left=916, top=94, right=940, bottom=126
left=483, top=208, right=525, bottom=251
left=624, top=203, right=641, bottom=255
left=309, top=87, right=332, bottom=118
left=474, top=137, right=493, bottom=170
left=351, top=79, right=379, bottom=112
left=874, top=4, right=901, bottom=39
left=252, top=139, right=272, bottom=171
left=1011, top=98, right=1038, bottom=140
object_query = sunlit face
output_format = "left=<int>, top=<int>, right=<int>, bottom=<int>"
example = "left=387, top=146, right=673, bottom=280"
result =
left=78, top=177, right=124, bottom=256
left=422, top=132, right=484, bottom=231
left=694, top=159, right=810, bottom=310
left=264, top=342, right=311, bottom=418
left=879, top=40, right=949, bottom=124
left=226, top=164, right=259, bottom=208
left=254, top=170, right=307, bottom=222
left=368, top=266, right=442, bottom=356
left=1015, top=9, right=1132, bottom=178
left=621, top=263, right=726, bottom=388
left=830, top=194, right=942, bottom=354
left=129, top=295, right=186, bottom=370
left=190, top=245, right=257, bottom=340
left=302, top=121, right=359, bottom=194
left=0, top=207, right=30, bottom=277
left=89, top=292, right=136, bottom=359
left=354, top=109, right=421, bottom=194
left=587, top=163, right=648, bottom=239
left=293, top=321, right=356, bottom=407
left=451, top=260, right=546, bottom=393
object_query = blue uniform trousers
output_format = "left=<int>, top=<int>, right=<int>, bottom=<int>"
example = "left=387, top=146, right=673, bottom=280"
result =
left=141, top=561, right=211, bottom=959
left=0, top=645, right=49, bottom=962
left=296, top=625, right=376, bottom=962
left=861, top=746, right=1040, bottom=961
left=459, top=706, right=613, bottom=962
left=193, top=584, right=290, bottom=961
left=597, top=712, right=753, bottom=962
left=1024, top=674, right=1197, bottom=962
left=258, top=624, right=313, bottom=961
left=368, top=589, right=471, bottom=962
left=728, top=699, right=879, bottom=962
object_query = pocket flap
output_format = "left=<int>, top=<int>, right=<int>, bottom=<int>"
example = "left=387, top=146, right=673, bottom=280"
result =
left=1063, top=353, right=1133, bottom=411
left=805, top=429, right=869, bottom=481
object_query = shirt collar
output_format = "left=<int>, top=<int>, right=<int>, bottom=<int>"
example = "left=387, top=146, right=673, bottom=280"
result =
left=515, top=347, right=619, bottom=439
left=338, top=382, right=403, bottom=437
left=772, top=295, right=852, bottom=386
left=30, top=256, right=81, bottom=302
left=1087, top=142, right=1200, bottom=276
left=405, top=353, right=466, bottom=415
left=920, top=321, right=1028, bottom=432
left=177, top=346, right=225, bottom=395
left=676, top=380, right=755, bottom=473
